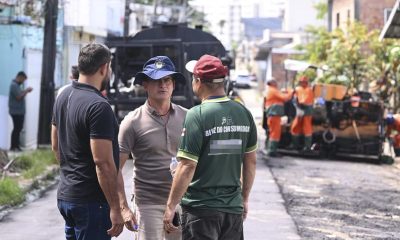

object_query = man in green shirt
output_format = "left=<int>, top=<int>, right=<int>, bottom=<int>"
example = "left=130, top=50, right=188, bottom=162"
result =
left=163, top=55, right=257, bottom=240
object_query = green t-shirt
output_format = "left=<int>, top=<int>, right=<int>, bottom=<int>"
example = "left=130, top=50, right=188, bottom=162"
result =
left=177, top=96, right=258, bottom=214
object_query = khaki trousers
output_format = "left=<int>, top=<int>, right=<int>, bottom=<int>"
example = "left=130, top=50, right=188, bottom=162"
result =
left=133, top=203, right=182, bottom=240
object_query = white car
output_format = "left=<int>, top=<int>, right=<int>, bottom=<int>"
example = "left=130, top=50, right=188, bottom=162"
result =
left=234, top=75, right=252, bottom=88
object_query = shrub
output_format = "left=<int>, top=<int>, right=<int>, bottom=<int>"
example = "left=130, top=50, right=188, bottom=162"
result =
left=0, top=178, right=25, bottom=206
left=14, top=155, right=33, bottom=170
left=11, top=149, right=57, bottom=179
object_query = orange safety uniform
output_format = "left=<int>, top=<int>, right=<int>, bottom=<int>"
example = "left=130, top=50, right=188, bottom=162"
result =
left=387, top=114, right=400, bottom=149
left=264, top=86, right=292, bottom=153
left=291, top=85, right=314, bottom=149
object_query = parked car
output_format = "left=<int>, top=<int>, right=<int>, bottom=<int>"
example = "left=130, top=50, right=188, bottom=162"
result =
left=234, top=75, right=252, bottom=88
left=249, top=73, right=257, bottom=82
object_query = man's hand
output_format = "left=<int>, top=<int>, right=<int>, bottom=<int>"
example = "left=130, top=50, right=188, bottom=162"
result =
left=107, top=207, right=124, bottom=237
left=243, top=200, right=249, bottom=220
left=163, top=205, right=179, bottom=234
left=121, top=206, right=138, bottom=231
left=26, top=87, right=33, bottom=92
left=163, top=158, right=196, bottom=234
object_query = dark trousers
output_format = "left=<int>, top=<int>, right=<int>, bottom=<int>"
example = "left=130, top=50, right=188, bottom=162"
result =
left=181, top=206, right=244, bottom=240
left=10, top=114, right=24, bottom=150
left=57, top=200, right=112, bottom=240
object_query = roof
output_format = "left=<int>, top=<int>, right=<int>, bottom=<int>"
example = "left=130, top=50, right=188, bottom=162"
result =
left=380, top=0, right=400, bottom=40
left=241, top=18, right=282, bottom=40
left=284, top=59, right=316, bottom=71
left=254, top=38, right=292, bottom=60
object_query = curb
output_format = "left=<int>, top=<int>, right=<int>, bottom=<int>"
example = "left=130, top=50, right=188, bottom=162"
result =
left=0, top=165, right=59, bottom=221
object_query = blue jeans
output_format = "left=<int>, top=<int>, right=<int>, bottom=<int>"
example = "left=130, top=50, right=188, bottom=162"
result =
left=57, top=200, right=112, bottom=240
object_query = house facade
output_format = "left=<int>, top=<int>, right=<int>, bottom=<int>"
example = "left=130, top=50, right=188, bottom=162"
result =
left=328, top=0, right=396, bottom=31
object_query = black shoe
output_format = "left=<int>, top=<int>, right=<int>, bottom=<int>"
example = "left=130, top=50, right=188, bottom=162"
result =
left=268, top=152, right=282, bottom=158
left=301, top=147, right=312, bottom=154
left=303, top=146, right=312, bottom=151
left=10, top=147, right=22, bottom=152
left=287, top=144, right=302, bottom=151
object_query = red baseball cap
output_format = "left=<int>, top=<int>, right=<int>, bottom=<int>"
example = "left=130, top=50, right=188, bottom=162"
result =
left=185, top=54, right=228, bottom=83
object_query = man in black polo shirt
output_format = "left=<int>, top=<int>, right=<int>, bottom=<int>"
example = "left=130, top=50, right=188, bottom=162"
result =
left=52, top=43, right=135, bottom=240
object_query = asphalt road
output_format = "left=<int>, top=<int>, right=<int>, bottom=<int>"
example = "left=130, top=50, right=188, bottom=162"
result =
left=268, top=153, right=400, bottom=239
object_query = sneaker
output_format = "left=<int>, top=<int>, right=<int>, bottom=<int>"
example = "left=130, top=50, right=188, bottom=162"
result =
left=300, top=147, right=312, bottom=154
left=287, top=144, right=301, bottom=151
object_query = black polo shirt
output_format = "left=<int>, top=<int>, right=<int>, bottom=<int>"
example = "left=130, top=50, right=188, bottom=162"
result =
left=52, top=81, right=119, bottom=203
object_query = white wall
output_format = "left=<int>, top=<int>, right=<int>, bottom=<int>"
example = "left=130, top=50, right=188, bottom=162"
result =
left=0, top=49, right=42, bottom=150
left=0, top=96, right=11, bottom=150
left=23, top=49, right=42, bottom=149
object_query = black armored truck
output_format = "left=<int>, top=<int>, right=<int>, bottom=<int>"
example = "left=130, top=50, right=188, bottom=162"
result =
left=106, top=23, right=234, bottom=120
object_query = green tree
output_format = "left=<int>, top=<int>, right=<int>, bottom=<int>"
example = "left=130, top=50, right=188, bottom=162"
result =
left=324, top=22, right=371, bottom=91
left=314, top=1, right=327, bottom=20
left=299, top=20, right=400, bottom=111
left=297, top=25, right=332, bottom=64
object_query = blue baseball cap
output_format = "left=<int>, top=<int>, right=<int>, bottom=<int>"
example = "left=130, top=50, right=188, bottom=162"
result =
left=134, top=56, right=186, bottom=85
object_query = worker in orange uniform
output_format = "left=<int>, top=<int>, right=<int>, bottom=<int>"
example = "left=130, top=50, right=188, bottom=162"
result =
left=290, top=76, right=314, bottom=151
left=386, top=114, right=400, bottom=157
left=264, top=79, right=293, bottom=157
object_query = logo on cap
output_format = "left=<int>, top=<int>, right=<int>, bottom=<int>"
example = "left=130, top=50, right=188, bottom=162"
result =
left=155, top=60, right=165, bottom=69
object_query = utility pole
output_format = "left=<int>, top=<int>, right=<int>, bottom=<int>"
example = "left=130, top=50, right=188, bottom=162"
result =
left=38, top=0, right=58, bottom=145
left=124, top=0, right=133, bottom=37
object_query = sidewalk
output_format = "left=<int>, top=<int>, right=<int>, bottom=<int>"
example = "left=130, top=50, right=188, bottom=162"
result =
left=243, top=149, right=300, bottom=240
left=241, top=86, right=300, bottom=239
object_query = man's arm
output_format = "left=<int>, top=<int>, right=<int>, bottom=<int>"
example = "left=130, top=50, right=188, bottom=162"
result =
left=118, top=153, right=137, bottom=231
left=15, top=87, right=33, bottom=101
left=276, top=89, right=293, bottom=102
left=163, top=158, right=197, bottom=233
left=242, top=150, right=256, bottom=220
left=51, top=125, right=60, bottom=163
left=90, top=139, right=124, bottom=237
